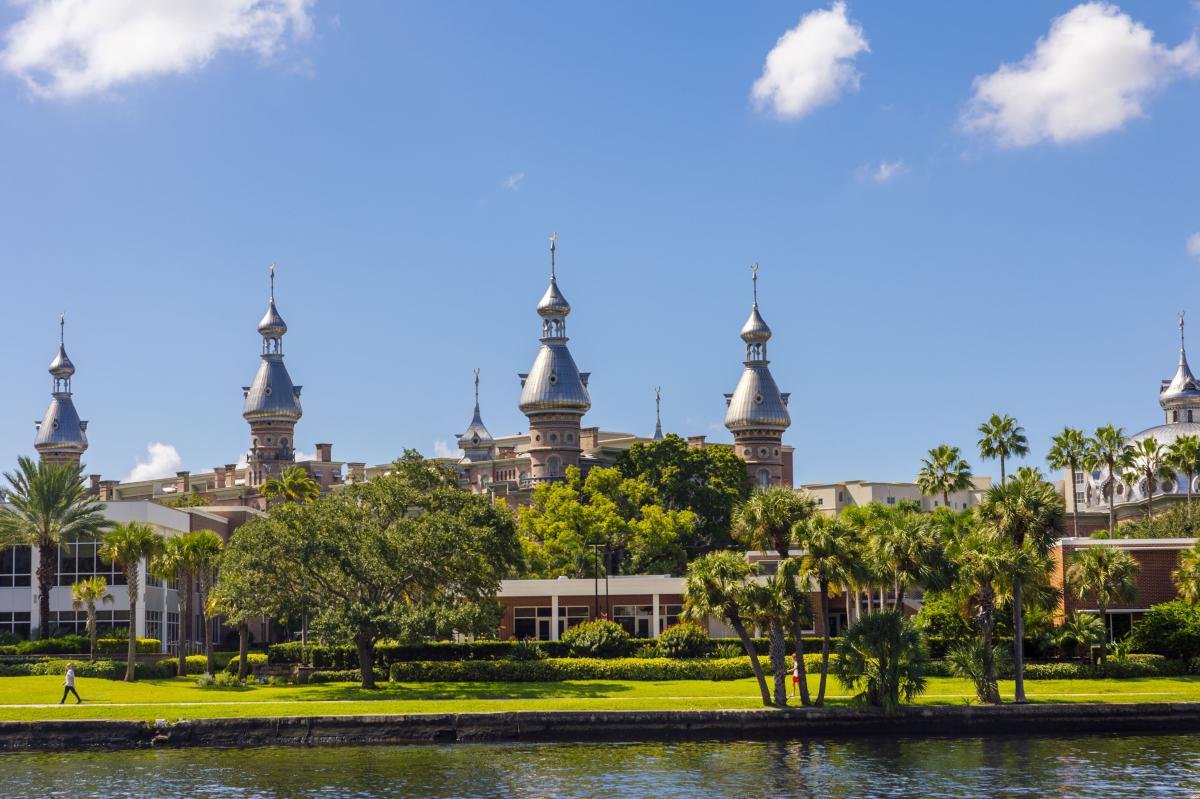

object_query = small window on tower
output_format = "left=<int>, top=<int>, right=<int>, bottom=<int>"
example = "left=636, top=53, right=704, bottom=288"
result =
left=550, top=433, right=559, bottom=443
left=567, top=433, right=574, bottom=442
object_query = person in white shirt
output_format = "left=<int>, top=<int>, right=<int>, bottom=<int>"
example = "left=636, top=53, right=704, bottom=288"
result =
left=60, top=663, right=82, bottom=704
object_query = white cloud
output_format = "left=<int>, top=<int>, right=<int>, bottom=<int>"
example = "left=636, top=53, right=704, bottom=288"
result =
left=502, top=172, right=525, bottom=191
left=125, top=442, right=182, bottom=482
left=1, top=0, right=315, bottom=100
left=963, top=3, right=1200, bottom=147
left=294, top=449, right=316, bottom=462
left=858, top=159, right=908, bottom=184
left=432, top=440, right=462, bottom=460
left=1188, top=232, right=1200, bottom=258
left=751, top=2, right=869, bottom=120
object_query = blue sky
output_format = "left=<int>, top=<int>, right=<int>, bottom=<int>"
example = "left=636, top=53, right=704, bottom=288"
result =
left=1, top=1, right=1199, bottom=485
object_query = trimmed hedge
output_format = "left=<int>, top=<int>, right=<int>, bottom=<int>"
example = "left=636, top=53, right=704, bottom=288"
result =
left=309, top=668, right=388, bottom=684
left=0, top=636, right=161, bottom=656
left=388, top=656, right=770, bottom=683
left=268, top=637, right=842, bottom=667
left=224, top=653, right=269, bottom=674
left=0, top=659, right=176, bottom=680
left=920, top=654, right=1187, bottom=680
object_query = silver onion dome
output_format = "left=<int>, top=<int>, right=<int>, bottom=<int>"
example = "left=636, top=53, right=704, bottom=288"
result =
left=537, top=277, right=571, bottom=317
left=258, top=299, right=288, bottom=338
left=740, top=305, right=771, bottom=343
left=242, top=358, right=303, bottom=421
left=35, top=315, right=87, bottom=457
left=519, top=235, right=591, bottom=415
left=49, top=344, right=75, bottom=379
left=1161, top=313, right=1200, bottom=410
left=724, top=265, right=790, bottom=431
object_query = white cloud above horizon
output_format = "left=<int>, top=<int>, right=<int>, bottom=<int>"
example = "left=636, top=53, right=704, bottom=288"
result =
left=503, top=172, right=525, bottom=191
left=751, top=2, right=869, bottom=120
left=858, top=159, right=908, bottom=184
left=0, top=0, right=315, bottom=100
left=432, top=439, right=462, bottom=460
left=125, top=442, right=182, bottom=482
left=1188, top=232, right=1200, bottom=258
left=963, top=3, right=1200, bottom=147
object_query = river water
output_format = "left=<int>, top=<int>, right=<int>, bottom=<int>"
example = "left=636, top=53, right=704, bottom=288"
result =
left=4, top=734, right=1199, bottom=798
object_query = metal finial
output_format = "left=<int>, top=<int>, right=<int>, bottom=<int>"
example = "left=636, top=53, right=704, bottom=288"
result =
left=269, top=261, right=276, bottom=301
left=1181, top=311, right=1187, bottom=349
left=751, top=263, right=759, bottom=305
left=654, top=386, right=663, bottom=440
left=549, top=233, right=557, bottom=279
left=59, top=313, right=65, bottom=345
left=474, top=368, right=481, bottom=407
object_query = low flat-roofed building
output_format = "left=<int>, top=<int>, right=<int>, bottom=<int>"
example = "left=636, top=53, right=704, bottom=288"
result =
left=800, top=476, right=991, bottom=516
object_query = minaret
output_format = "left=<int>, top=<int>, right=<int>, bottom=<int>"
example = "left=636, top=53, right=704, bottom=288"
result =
left=518, top=234, right=591, bottom=482
left=654, top=387, right=664, bottom=441
left=1160, top=311, right=1200, bottom=425
left=242, top=263, right=303, bottom=487
left=724, top=264, right=790, bottom=487
left=34, top=314, right=88, bottom=465
left=457, top=369, right=496, bottom=462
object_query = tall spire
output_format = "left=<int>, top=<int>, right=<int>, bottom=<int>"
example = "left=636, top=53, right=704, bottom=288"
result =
left=654, top=386, right=663, bottom=440
left=725, top=263, right=790, bottom=431
left=1161, top=309, right=1200, bottom=415
left=36, top=314, right=88, bottom=463
left=458, top=368, right=495, bottom=459
left=549, top=232, right=557, bottom=279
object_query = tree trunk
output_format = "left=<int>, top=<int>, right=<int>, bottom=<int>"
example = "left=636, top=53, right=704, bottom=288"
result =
left=125, top=571, right=139, bottom=682
left=1000, top=454, right=1006, bottom=486
left=1108, top=469, right=1116, bottom=533
left=767, top=623, right=787, bottom=707
left=942, top=489, right=949, bottom=508
left=177, top=576, right=189, bottom=677
left=1146, top=469, right=1153, bottom=520
left=896, top=580, right=905, bottom=611
left=88, top=606, right=97, bottom=663
left=37, top=544, right=55, bottom=640
left=1188, top=470, right=1194, bottom=512
left=1098, top=600, right=1108, bottom=673
left=791, top=608, right=811, bottom=706
left=356, top=634, right=377, bottom=689
left=1012, top=580, right=1026, bottom=703
left=237, top=621, right=250, bottom=681
left=815, top=580, right=832, bottom=707
left=978, top=586, right=1000, bottom=704
left=200, top=574, right=214, bottom=675
left=729, top=612, right=770, bottom=706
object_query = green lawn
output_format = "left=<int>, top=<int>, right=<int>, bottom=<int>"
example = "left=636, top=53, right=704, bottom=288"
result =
left=4, top=675, right=1200, bottom=722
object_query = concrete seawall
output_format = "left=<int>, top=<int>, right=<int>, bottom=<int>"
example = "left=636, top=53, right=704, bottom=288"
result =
left=4, top=704, right=1200, bottom=751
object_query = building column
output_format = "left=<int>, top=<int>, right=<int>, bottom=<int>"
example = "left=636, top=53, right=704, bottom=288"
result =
left=136, top=559, right=147, bottom=638
left=652, top=594, right=661, bottom=638
left=550, top=593, right=559, bottom=641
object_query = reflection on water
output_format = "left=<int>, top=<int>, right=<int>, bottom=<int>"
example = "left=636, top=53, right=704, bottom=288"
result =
left=4, top=734, right=1200, bottom=798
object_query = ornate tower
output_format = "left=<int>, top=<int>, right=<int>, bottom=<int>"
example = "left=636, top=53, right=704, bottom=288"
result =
left=242, top=263, right=303, bottom=487
left=34, top=315, right=88, bottom=466
left=653, top=387, right=664, bottom=441
left=724, top=265, right=790, bottom=487
left=457, top=369, right=496, bottom=462
left=518, top=234, right=591, bottom=482
left=1160, top=311, right=1200, bottom=425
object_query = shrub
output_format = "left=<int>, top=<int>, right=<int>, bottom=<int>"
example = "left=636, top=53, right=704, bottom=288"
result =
left=0, top=636, right=160, bottom=656
left=834, top=611, right=929, bottom=710
left=268, top=642, right=310, bottom=665
left=0, top=659, right=175, bottom=680
left=224, top=653, right=269, bottom=674
left=389, top=656, right=767, bottom=683
left=213, top=672, right=241, bottom=687
left=309, top=669, right=387, bottom=684
left=656, top=623, right=709, bottom=659
left=508, top=640, right=545, bottom=661
left=560, top=621, right=631, bottom=658
left=1130, top=601, right=1200, bottom=661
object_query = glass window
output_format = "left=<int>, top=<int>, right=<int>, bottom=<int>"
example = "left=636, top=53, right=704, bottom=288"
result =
left=886, top=497, right=896, bottom=505
left=166, top=613, right=179, bottom=652
left=145, top=610, right=162, bottom=642
left=1074, top=472, right=1084, bottom=485
left=0, top=611, right=32, bottom=639
left=659, top=605, right=683, bottom=632
left=757, top=560, right=779, bottom=576
left=0, top=547, right=32, bottom=587
left=56, top=537, right=125, bottom=586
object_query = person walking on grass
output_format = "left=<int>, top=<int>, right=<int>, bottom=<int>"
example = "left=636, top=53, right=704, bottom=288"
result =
left=792, top=659, right=800, bottom=698
left=60, top=663, right=82, bottom=704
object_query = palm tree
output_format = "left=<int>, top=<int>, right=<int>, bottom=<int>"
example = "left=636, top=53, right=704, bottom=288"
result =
left=1128, top=438, right=1176, bottom=520
left=916, top=444, right=973, bottom=508
left=1057, top=611, right=1105, bottom=660
left=1047, top=427, right=1090, bottom=539
left=70, top=576, right=112, bottom=662
left=150, top=536, right=191, bottom=676
left=1166, top=434, right=1200, bottom=512
left=183, top=530, right=223, bottom=675
left=1088, top=425, right=1134, bottom=534
left=833, top=610, right=928, bottom=711
left=976, top=472, right=1063, bottom=703
left=261, top=465, right=320, bottom=505
left=977, top=413, right=1029, bottom=486
left=794, top=515, right=858, bottom=706
left=731, top=487, right=817, bottom=705
left=683, top=551, right=771, bottom=706
left=865, top=508, right=938, bottom=608
left=948, top=531, right=1015, bottom=704
left=1066, top=545, right=1138, bottom=671
left=100, top=522, right=165, bottom=681
left=0, top=457, right=112, bottom=639
left=1175, top=541, right=1200, bottom=603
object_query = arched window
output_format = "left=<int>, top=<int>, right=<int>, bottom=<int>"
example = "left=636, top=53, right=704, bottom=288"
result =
left=756, top=468, right=770, bottom=487
left=547, top=455, right=563, bottom=478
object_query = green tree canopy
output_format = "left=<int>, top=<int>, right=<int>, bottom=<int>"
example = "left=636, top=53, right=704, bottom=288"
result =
left=916, top=444, right=973, bottom=508
left=519, top=465, right=693, bottom=577
left=220, top=452, right=522, bottom=688
left=615, top=434, right=748, bottom=555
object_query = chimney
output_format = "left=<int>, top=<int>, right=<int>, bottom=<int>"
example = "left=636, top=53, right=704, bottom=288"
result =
left=348, top=462, right=366, bottom=483
left=316, top=443, right=333, bottom=462
left=175, top=471, right=191, bottom=494
left=687, top=435, right=707, bottom=449
left=579, top=427, right=599, bottom=451
left=99, top=480, right=119, bottom=501
left=88, top=474, right=101, bottom=495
